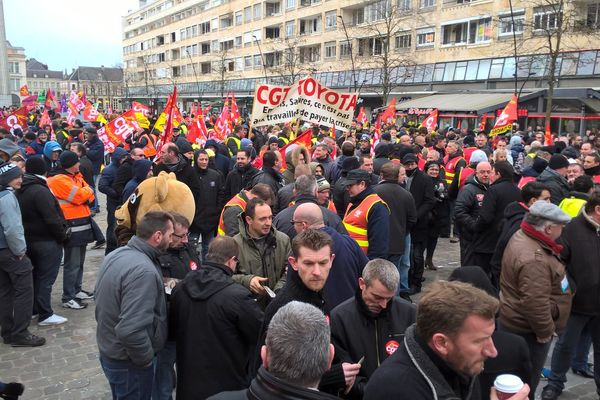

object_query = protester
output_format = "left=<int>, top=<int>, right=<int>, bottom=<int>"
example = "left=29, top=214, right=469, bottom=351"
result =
left=218, top=183, right=273, bottom=237
left=537, top=154, right=571, bottom=204
left=95, top=211, right=174, bottom=400
left=425, top=160, right=450, bottom=271
left=98, top=147, right=129, bottom=254
left=170, top=236, right=263, bottom=399
left=121, top=158, right=153, bottom=202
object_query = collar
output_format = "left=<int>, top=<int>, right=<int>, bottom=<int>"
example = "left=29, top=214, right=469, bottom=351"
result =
left=349, top=186, right=374, bottom=204
left=582, top=209, right=600, bottom=232
left=520, top=220, right=563, bottom=256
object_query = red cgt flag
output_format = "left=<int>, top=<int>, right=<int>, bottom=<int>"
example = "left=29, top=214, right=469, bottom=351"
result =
left=187, top=114, right=209, bottom=146
left=490, top=94, right=517, bottom=137
left=380, top=98, right=397, bottom=123
left=279, top=130, right=313, bottom=170
left=357, top=107, right=367, bottom=126
left=419, top=109, right=439, bottom=130
left=230, top=93, right=241, bottom=124
left=0, top=107, right=28, bottom=133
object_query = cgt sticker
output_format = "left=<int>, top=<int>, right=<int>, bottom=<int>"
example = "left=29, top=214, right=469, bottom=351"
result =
left=385, top=340, right=399, bottom=355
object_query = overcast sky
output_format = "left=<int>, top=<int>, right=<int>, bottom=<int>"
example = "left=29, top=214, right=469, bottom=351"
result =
left=4, top=0, right=139, bottom=71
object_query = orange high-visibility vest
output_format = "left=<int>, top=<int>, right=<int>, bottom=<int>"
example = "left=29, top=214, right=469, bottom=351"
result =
left=444, top=155, right=464, bottom=185
left=289, top=199, right=337, bottom=214
left=140, top=133, right=157, bottom=157
left=343, top=194, right=386, bottom=254
left=47, top=173, right=94, bottom=220
left=217, top=194, right=247, bottom=236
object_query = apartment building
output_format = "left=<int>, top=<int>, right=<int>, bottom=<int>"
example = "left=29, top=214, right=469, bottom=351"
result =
left=6, top=41, right=26, bottom=104
left=122, top=0, right=600, bottom=132
left=26, top=58, right=64, bottom=96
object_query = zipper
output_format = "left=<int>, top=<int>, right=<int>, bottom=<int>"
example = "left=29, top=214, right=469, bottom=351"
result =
left=375, top=319, right=380, bottom=367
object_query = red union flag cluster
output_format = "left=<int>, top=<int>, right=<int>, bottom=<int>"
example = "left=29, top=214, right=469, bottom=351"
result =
left=251, top=77, right=358, bottom=132
left=97, top=110, right=141, bottom=153
left=419, top=108, right=439, bottom=130
left=490, top=95, right=517, bottom=136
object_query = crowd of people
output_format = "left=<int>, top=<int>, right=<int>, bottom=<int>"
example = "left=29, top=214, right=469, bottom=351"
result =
left=0, top=104, right=600, bottom=400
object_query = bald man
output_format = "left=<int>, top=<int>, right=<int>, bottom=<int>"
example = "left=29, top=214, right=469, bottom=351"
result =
left=454, top=162, right=492, bottom=267
left=292, top=203, right=368, bottom=310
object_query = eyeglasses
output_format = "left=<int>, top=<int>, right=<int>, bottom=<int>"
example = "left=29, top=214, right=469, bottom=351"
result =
left=172, top=232, right=189, bottom=239
left=290, top=220, right=306, bottom=225
left=231, top=256, right=239, bottom=263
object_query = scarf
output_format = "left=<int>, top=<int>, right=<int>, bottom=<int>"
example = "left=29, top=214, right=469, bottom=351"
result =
left=520, top=220, right=563, bottom=256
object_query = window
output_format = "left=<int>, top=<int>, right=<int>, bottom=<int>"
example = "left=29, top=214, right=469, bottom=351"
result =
left=365, top=0, right=389, bottom=23
left=254, top=54, right=263, bottom=67
left=358, top=38, right=385, bottom=56
left=417, top=28, right=435, bottom=46
left=8, top=62, right=19, bottom=74
left=442, top=22, right=468, bottom=45
left=468, top=18, right=492, bottom=43
left=220, top=14, right=233, bottom=29
left=243, top=31, right=253, bottom=46
left=244, top=6, right=252, bottom=22
left=499, top=13, right=524, bottom=36
left=235, top=36, right=242, bottom=47
left=353, top=9, right=364, bottom=25
left=199, top=21, right=210, bottom=34
left=235, top=11, right=243, bottom=25
left=397, top=0, right=411, bottom=11
left=299, top=45, right=321, bottom=62
left=266, top=2, right=281, bottom=16
left=587, top=3, right=600, bottom=28
left=211, top=18, right=218, bottom=31
left=285, top=20, right=295, bottom=36
left=201, top=62, right=211, bottom=74
left=325, top=41, right=336, bottom=58
left=254, top=4, right=262, bottom=20
left=244, top=56, right=253, bottom=68
left=201, top=42, right=211, bottom=54
left=299, top=16, right=322, bottom=35
left=266, top=26, right=281, bottom=39
left=533, top=7, right=562, bottom=30
left=420, top=0, right=435, bottom=8
left=395, top=33, right=412, bottom=49
left=325, top=11, right=337, bottom=30
left=287, top=0, right=295, bottom=9
left=9, top=79, right=19, bottom=92
left=265, top=52, right=282, bottom=67
left=340, top=40, right=352, bottom=57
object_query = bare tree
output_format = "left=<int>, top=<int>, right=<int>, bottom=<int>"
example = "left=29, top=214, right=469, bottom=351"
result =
left=212, top=49, right=231, bottom=98
left=519, top=0, right=600, bottom=131
left=354, top=1, right=419, bottom=106
left=266, top=37, right=316, bottom=85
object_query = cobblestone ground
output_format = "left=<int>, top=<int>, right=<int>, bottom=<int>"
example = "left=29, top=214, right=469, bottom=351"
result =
left=0, top=196, right=597, bottom=399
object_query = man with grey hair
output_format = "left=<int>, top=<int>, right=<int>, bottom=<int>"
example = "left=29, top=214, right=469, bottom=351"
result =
left=209, top=301, right=338, bottom=399
left=499, top=200, right=573, bottom=395
left=273, top=174, right=347, bottom=239
left=330, top=259, right=416, bottom=398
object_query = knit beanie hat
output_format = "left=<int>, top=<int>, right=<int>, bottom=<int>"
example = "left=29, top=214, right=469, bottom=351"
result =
left=0, top=162, right=23, bottom=186
left=548, top=154, right=569, bottom=170
left=25, top=156, right=47, bottom=176
left=59, top=151, right=80, bottom=169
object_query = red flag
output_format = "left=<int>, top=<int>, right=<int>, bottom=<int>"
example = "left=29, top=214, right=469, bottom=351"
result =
left=21, top=95, right=38, bottom=110
left=544, top=121, right=553, bottom=145
left=279, top=131, right=313, bottom=170
left=212, top=97, right=231, bottom=142
left=419, top=109, right=439, bottom=130
left=187, top=114, right=209, bottom=146
left=230, top=93, right=241, bottom=124
left=132, top=101, right=150, bottom=117
left=83, top=101, right=108, bottom=125
left=0, top=107, right=28, bottom=134
left=155, top=87, right=178, bottom=161
left=490, top=95, right=517, bottom=136
left=19, top=85, right=29, bottom=96
left=357, top=107, right=367, bottom=126
left=478, top=115, right=488, bottom=131
left=45, top=88, right=58, bottom=110
left=330, top=123, right=337, bottom=159
left=380, top=98, right=397, bottom=123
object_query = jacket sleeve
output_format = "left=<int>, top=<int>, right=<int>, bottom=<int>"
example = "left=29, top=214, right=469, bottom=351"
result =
left=518, top=261, right=556, bottom=341
left=86, top=140, right=104, bottom=165
left=366, top=203, right=390, bottom=260
left=0, top=194, right=27, bottom=256
left=454, top=187, right=476, bottom=236
left=416, top=176, right=436, bottom=222
left=216, top=171, right=226, bottom=209
left=273, top=236, right=291, bottom=291
left=114, top=270, right=161, bottom=366
left=35, top=190, right=67, bottom=242
left=231, top=289, right=263, bottom=346
left=474, top=186, right=498, bottom=232
left=405, top=193, right=418, bottom=232
left=50, top=175, right=95, bottom=205
left=112, top=164, right=131, bottom=199
left=98, top=168, right=118, bottom=199
left=223, top=207, right=241, bottom=237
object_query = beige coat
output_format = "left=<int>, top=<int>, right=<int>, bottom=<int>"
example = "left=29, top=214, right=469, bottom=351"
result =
left=499, top=229, right=572, bottom=341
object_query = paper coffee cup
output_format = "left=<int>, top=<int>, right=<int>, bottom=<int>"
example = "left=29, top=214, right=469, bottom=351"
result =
left=494, top=374, right=524, bottom=400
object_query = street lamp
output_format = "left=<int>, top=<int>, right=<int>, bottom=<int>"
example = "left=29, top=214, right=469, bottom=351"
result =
left=514, top=72, right=536, bottom=101
left=337, top=15, right=357, bottom=92
left=252, top=35, right=269, bottom=83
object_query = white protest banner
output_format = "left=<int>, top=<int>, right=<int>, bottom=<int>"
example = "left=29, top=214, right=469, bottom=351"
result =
left=251, top=77, right=358, bottom=132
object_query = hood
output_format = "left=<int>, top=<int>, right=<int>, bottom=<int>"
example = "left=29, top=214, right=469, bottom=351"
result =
left=374, top=142, right=392, bottom=158
left=42, top=141, right=62, bottom=159
left=175, top=137, right=193, bottom=154
left=182, top=262, right=234, bottom=300
left=0, top=138, right=20, bottom=158
left=132, top=159, right=152, bottom=181
left=111, top=147, right=128, bottom=165
left=448, top=266, right=498, bottom=298
left=538, top=167, right=566, bottom=183
left=285, top=149, right=295, bottom=172
left=19, top=173, right=47, bottom=190
left=503, top=201, right=528, bottom=221
left=585, top=164, right=600, bottom=176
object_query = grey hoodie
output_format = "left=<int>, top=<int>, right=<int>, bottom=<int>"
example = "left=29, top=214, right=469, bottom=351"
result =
left=0, top=187, right=26, bottom=256
left=95, top=235, right=167, bottom=366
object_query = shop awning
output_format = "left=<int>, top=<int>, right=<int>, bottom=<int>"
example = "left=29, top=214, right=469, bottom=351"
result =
left=396, top=92, right=540, bottom=113
left=581, top=98, right=600, bottom=113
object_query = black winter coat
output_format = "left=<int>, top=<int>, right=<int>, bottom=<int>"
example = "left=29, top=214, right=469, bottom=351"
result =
left=428, top=177, right=451, bottom=237
left=158, top=244, right=201, bottom=280
left=79, top=155, right=95, bottom=188
left=373, top=180, right=417, bottom=255
left=224, top=164, right=263, bottom=200
left=193, top=166, right=225, bottom=235
left=330, top=293, right=416, bottom=399
left=455, top=175, right=488, bottom=244
left=256, top=167, right=284, bottom=197
left=537, top=167, right=570, bottom=205
left=15, top=174, right=68, bottom=243
left=407, top=169, right=436, bottom=242
left=490, top=201, right=528, bottom=286
left=85, top=137, right=104, bottom=174
left=112, top=157, right=134, bottom=201
left=473, top=178, right=521, bottom=254
left=560, top=212, right=600, bottom=316
left=169, top=262, right=263, bottom=400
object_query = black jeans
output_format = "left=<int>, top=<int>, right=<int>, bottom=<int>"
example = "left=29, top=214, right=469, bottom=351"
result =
left=27, top=241, right=63, bottom=321
left=426, top=234, right=438, bottom=260
left=105, top=202, right=118, bottom=255
left=0, top=249, right=34, bottom=341
left=410, top=239, right=426, bottom=289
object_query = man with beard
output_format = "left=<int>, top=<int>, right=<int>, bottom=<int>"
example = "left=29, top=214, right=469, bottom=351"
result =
left=95, top=212, right=174, bottom=400
left=364, top=281, right=504, bottom=400
left=224, top=147, right=263, bottom=199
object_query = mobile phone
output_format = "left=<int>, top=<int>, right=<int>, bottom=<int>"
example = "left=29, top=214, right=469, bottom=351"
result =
left=263, top=285, right=276, bottom=298
left=357, top=356, right=365, bottom=365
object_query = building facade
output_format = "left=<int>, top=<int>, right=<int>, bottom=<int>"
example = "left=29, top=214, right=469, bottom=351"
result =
left=63, top=67, right=125, bottom=112
left=121, top=0, right=600, bottom=107
left=7, top=41, right=26, bottom=105
left=26, top=58, right=63, bottom=97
